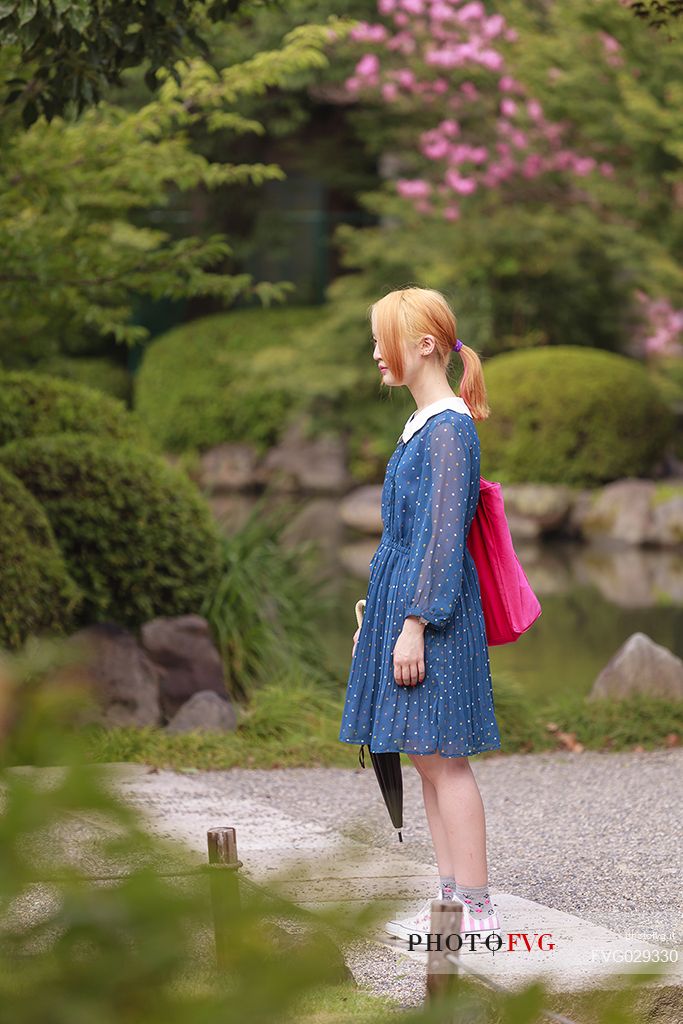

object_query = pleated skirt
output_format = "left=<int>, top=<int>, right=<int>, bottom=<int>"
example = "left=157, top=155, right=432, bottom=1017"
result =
left=338, top=533, right=502, bottom=757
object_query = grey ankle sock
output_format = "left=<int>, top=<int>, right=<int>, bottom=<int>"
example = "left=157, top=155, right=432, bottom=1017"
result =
left=454, top=882, right=494, bottom=917
left=439, top=875, right=457, bottom=900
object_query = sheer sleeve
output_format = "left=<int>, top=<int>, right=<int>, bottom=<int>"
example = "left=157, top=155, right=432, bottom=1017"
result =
left=403, top=418, right=472, bottom=631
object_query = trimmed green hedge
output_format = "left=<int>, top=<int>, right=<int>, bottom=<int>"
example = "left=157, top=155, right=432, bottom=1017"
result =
left=0, top=434, right=223, bottom=628
left=134, top=305, right=325, bottom=454
left=478, top=346, right=676, bottom=485
left=0, top=465, right=82, bottom=649
left=0, top=371, right=143, bottom=447
left=30, top=357, right=132, bottom=404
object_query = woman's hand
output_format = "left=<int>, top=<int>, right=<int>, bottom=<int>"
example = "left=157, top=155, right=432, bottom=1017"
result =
left=352, top=626, right=360, bottom=657
left=392, top=617, right=426, bottom=686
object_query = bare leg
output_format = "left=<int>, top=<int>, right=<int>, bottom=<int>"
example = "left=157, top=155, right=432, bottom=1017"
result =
left=408, top=752, right=488, bottom=887
left=416, top=769, right=454, bottom=877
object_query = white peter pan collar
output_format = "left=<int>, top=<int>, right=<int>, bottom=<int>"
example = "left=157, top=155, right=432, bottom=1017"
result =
left=401, top=395, right=472, bottom=443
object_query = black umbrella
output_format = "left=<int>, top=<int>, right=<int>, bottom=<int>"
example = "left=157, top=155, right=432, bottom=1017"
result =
left=358, top=744, right=404, bottom=842
left=353, top=598, right=404, bottom=842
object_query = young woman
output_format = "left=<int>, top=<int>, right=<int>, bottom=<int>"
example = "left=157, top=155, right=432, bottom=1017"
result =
left=338, top=286, right=502, bottom=945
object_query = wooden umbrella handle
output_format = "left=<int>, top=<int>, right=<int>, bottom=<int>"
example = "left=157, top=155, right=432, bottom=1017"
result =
left=354, top=599, right=366, bottom=628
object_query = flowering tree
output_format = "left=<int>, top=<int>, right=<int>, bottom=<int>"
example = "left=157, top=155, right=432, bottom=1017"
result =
left=345, top=0, right=615, bottom=222
left=323, top=0, right=683, bottom=357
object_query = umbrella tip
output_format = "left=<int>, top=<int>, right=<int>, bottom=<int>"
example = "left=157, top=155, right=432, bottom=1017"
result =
left=398, top=830, right=403, bottom=843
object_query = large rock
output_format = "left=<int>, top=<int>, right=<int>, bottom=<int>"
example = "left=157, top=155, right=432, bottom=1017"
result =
left=199, top=443, right=260, bottom=493
left=578, top=479, right=656, bottom=546
left=646, top=488, right=683, bottom=547
left=206, top=493, right=260, bottom=533
left=256, top=419, right=349, bottom=494
left=500, top=484, right=574, bottom=533
left=280, top=497, right=347, bottom=561
left=343, top=540, right=383, bottom=581
left=588, top=632, right=683, bottom=701
left=339, top=485, right=383, bottom=535
left=68, top=623, right=162, bottom=727
left=140, top=614, right=227, bottom=722
left=165, top=690, right=237, bottom=734
left=573, top=480, right=683, bottom=547
left=565, top=489, right=599, bottom=540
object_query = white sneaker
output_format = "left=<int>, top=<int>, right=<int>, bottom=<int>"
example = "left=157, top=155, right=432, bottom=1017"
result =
left=384, top=891, right=439, bottom=943
left=384, top=893, right=503, bottom=950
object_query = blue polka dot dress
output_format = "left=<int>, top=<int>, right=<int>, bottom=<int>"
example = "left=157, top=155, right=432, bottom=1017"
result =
left=339, top=396, right=501, bottom=758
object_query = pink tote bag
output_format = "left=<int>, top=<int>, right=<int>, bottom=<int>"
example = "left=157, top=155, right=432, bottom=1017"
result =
left=466, top=477, right=542, bottom=645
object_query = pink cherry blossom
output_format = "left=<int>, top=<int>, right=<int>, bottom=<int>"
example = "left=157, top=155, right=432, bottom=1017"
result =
left=633, top=292, right=683, bottom=357
left=478, top=49, right=503, bottom=70
left=396, top=67, right=416, bottom=87
left=335, top=0, right=614, bottom=224
left=350, top=22, right=389, bottom=42
left=439, top=119, right=460, bottom=137
left=499, top=75, right=521, bottom=92
left=356, top=53, right=380, bottom=77
left=460, top=81, right=479, bottom=99
left=430, top=2, right=456, bottom=22
left=456, top=2, right=485, bottom=22
left=482, top=14, right=505, bottom=38
left=396, top=178, right=432, bottom=198
left=598, top=31, right=621, bottom=53
left=445, top=169, right=477, bottom=194
left=572, top=155, right=596, bottom=176
left=421, top=134, right=450, bottom=159
left=387, top=30, right=416, bottom=53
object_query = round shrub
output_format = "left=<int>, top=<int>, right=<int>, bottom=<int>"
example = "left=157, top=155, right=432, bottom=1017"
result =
left=0, top=434, right=224, bottom=628
left=0, top=371, right=143, bottom=447
left=477, top=346, right=676, bottom=485
left=0, top=465, right=82, bottom=650
left=134, top=305, right=324, bottom=453
left=30, top=356, right=132, bottom=404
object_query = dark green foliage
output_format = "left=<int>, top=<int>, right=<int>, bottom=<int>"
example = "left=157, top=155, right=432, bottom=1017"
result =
left=134, top=305, right=326, bottom=453
left=30, top=356, right=133, bottom=404
left=199, top=495, right=338, bottom=703
left=478, top=346, right=676, bottom=485
left=0, top=0, right=278, bottom=125
left=628, top=0, right=683, bottom=29
left=0, top=465, right=82, bottom=650
left=0, top=434, right=223, bottom=628
left=0, top=371, right=143, bottom=447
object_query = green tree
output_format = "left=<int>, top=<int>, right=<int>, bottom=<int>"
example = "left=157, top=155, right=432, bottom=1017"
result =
left=0, top=0, right=284, bottom=124
left=0, top=16, right=355, bottom=365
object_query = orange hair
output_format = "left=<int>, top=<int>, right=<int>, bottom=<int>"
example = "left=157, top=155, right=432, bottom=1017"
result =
left=369, top=286, right=490, bottom=421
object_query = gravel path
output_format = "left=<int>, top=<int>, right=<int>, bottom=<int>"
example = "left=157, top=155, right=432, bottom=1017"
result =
left=197, top=748, right=682, bottom=936
left=8, top=748, right=680, bottom=1013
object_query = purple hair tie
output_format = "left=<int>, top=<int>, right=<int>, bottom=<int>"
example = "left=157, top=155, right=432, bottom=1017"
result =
left=452, top=338, right=463, bottom=351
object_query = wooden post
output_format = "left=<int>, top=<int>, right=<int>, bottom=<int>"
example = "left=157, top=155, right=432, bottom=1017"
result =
left=207, top=826, right=241, bottom=969
left=426, top=898, right=462, bottom=1007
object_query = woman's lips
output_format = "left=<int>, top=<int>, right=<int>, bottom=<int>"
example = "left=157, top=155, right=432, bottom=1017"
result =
left=379, top=366, right=388, bottom=373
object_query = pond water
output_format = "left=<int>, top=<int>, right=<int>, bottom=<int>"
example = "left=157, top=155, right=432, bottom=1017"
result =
left=321, top=536, right=683, bottom=710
